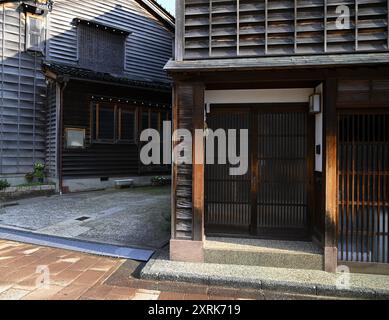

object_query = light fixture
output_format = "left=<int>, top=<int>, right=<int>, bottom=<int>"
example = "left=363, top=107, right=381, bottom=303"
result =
left=309, top=93, right=321, bottom=114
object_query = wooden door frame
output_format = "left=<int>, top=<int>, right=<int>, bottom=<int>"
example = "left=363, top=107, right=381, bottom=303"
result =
left=206, top=103, right=314, bottom=240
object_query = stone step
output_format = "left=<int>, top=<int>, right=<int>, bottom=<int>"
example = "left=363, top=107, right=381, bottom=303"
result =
left=204, top=237, right=324, bottom=271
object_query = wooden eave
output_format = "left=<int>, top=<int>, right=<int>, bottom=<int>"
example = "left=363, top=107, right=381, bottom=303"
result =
left=165, top=53, right=389, bottom=73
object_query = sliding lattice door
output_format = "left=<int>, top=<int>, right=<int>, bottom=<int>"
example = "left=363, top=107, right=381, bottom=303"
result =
left=338, top=112, right=389, bottom=263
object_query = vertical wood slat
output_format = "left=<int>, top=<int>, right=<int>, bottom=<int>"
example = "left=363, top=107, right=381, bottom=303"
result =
left=209, top=0, right=212, bottom=57
left=237, top=0, right=240, bottom=56
left=265, top=0, right=268, bottom=55
left=175, top=0, right=185, bottom=61
left=183, top=0, right=389, bottom=59
left=355, top=0, right=359, bottom=51
left=294, top=0, right=297, bottom=53
left=338, top=112, right=389, bottom=264
left=250, top=108, right=258, bottom=233
left=324, top=0, right=327, bottom=53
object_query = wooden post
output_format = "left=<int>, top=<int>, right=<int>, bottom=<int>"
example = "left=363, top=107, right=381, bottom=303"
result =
left=192, top=83, right=205, bottom=242
left=170, top=81, right=205, bottom=262
left=324, top=78, right=338, bottom=272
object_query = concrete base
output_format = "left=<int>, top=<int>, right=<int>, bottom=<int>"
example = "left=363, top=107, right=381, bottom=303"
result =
left=204, top=237, right=324, bottom=271
left=63, top=175, right=170, bottom=193
left=0, top=184, right=56, bottom=202
left=141, top=250, right=389, bottom=299
left=170, top=239, right=204, bottom=263
left=0, top=174, right=28, bottom=187
left=325, top=246, right=338, bottom=273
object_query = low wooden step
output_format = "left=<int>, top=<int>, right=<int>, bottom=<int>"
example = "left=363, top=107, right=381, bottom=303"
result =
left=204, top=237, right=324, bottom=271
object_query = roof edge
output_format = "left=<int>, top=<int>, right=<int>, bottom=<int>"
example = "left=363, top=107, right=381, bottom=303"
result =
left=164, top=52, right=389, bottom=73
left=136, top=0, right=174, bottom=31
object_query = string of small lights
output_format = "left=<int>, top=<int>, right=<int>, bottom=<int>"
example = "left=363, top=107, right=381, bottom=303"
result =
left=73, top=18, right=131, bottom=36
left=90, top=95, right=171, bottom=109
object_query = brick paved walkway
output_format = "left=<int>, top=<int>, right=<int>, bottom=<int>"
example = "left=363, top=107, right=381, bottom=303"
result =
left=0, top=240, right=324, bottom=300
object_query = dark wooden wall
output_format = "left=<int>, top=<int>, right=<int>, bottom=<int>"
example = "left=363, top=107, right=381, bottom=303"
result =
left=336, top=78, right=389, bottom=264
left=172, top=83, right=195, bottom=240
left=181, top=0, right=389, bottom=60
left=48, top=0, right=173, bottom=83
left=171, top=68, right=389, bottom=252
left=61, top=80, right=171, bottom=178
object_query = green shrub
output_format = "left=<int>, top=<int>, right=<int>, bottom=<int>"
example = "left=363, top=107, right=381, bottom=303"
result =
left=33, top=162, right=46, bottom=181
left=0, top=179, right=10, bottom=191
left=151, top=176, right=171, bottom=186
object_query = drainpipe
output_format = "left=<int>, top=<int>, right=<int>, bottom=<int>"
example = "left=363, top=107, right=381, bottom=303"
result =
left=57, top=76, right=68, bottom=195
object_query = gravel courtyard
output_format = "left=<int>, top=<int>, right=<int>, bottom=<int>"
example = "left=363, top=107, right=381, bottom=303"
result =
left=0, top=186, right=171, bottom=249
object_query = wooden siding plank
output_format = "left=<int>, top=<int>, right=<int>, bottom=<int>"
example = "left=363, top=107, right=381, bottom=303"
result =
left=48, top=0, right=172, bottom=83
left=0, top=2, right=46, bottom=176
left=182, top=0, right=389, bottom=59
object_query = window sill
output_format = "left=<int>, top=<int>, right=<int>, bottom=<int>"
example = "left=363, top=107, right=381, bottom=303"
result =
left=91, top=140, right=138, bottom=145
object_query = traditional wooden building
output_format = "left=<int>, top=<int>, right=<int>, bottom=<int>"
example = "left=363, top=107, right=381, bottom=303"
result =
left=0, top=0, right=174, bottom=191
left=168, top=0, right=389, bottom=274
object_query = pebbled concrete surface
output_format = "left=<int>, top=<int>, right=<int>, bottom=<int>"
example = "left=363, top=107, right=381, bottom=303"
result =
left=0, top=187, right=170, bottom=249
left=204, top=237, right=324, bottom=270
left=141, top=249, right=389, bottom=299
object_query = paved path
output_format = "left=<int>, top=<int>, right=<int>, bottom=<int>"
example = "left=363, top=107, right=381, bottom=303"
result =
left=0, top=187, right=170, bottom=249
left=0, top=240, right=327, bottom=300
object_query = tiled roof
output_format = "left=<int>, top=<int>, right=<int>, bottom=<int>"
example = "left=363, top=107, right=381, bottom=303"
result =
left=42, top=61, right=171, bottom=91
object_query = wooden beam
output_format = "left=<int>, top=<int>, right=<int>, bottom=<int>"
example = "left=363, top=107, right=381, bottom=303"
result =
left=324, top=77, right=338, bottom=272
left=175, top=0, right=185, bottom=61
left=192, top=82, right=205, bottom=242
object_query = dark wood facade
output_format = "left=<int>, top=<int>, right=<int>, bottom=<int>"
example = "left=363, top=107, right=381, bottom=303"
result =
left=0, top=0, right=174, bottom=182
left=168, top=0, right=389, bottom=273
left=181, top=0, right=389, bottom=59
left=169, top=68, right=389, bottom=273
left=60, top=81, right=171, bottom=179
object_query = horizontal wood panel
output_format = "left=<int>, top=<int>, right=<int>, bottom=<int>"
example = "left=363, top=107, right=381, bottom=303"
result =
left=183, top=0, right=389, bottom=59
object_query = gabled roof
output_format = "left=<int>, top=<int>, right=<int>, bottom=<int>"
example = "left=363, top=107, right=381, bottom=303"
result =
left=137, top=0, right=174, bottom=31
left=0, top=0, right=175, bottom=31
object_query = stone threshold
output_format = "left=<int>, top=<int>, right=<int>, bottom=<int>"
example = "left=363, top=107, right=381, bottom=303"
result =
left=140, top=251, right=389, bottom=300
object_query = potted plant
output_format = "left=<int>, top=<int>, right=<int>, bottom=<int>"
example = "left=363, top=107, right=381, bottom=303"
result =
left=33, top=162, right=46, bottom=183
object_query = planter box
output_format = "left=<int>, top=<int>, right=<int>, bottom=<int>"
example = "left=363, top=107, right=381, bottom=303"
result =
left=0, top=184, right=56, bottom=202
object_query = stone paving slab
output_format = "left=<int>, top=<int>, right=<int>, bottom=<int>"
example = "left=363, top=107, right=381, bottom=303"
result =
left=0, top=240, right=331, bottom=300
left=141, top=251, right=389, bottom=299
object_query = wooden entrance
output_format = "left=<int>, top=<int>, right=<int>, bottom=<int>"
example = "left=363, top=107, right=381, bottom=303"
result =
left=205, top=105, right=313, bottom=240
left=338, top=111, right=389, bottom=264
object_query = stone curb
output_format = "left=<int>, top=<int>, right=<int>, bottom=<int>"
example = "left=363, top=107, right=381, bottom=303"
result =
left=141, top=265, right=389, bottom=300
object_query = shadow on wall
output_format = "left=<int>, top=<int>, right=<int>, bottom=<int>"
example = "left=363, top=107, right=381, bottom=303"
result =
left=0, top=0, right=173, bottom=185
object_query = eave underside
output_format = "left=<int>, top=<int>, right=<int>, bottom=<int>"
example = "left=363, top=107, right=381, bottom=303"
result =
left=165, top=53, right=389, bottom=73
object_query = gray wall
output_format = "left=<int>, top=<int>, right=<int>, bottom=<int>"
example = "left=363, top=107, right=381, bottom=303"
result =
left=0, top=2, right=47, bottom=180
left=47, top=0, right=173, bottom=82
left=0, top=0, right=173, bottom=183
